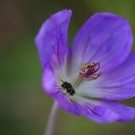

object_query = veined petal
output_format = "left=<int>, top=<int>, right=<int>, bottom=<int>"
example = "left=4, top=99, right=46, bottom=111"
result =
left=42, top=68, right=80, bottom=115
left=42, top=68, right=58, bottom=96
left=73, top=96, right=135, bottom=123
left=35, top=10, right=72, bottom=70
left=98, top=51, right=135, bottom=100
left=54, top=92, right=80, bottom=115
left=77, top=52, right=135, bottom=100
left=72, top=12, right=133, bottom=74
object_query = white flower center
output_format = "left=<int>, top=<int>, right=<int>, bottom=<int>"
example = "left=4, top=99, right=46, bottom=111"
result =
left=57, top=62, right=102, bottom=98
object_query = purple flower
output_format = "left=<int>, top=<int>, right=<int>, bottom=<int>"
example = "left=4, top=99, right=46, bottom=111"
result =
left=35, top=10, right=135, bottom=123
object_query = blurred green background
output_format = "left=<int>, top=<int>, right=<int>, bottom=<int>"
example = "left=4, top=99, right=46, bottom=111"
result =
left=1, top=0, right=135, bottom=135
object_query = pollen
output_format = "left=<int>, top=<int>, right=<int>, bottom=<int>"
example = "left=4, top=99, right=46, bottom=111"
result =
left=79, top=62, right=101, bottom=80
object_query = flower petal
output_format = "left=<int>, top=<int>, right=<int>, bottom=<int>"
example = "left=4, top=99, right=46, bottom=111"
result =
left=54, top=92, right=80, bottom=115
left=73, top=96, right=135, bottom=123
left=98, top=51, right=135, bottom=100
left=42, top=69, right=80, bottom=115
left=72, top=12, right=133, bottom=73
left=35, top=10, right=72, bottom=70
left=42, top=68, right=58, bottom=96
left=77, top=52, right=135, bottom=100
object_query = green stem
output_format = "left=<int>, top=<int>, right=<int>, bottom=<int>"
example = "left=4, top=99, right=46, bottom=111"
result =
left=44, top=101, right=59, bottom=135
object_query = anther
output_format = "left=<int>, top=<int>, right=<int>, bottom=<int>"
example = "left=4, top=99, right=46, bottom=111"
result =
left=79, top=62, right=101, bottom=80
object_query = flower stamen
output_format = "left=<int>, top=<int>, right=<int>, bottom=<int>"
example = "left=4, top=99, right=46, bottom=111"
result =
left=79, top=62, right=102, bottom=80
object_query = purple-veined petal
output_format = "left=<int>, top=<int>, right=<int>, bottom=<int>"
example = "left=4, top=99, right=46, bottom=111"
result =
left=54, top=92, right=80, bottom=115
left=35, top=10, right=72, bottom=70
left=72, top=12, right=133, bottom=74
left=42, top=68, right=80, bottom=115
left=98, top=51, right=135, bottom=100
left=77, top=52, right=135, bottom=100
left=73, top=96, right=135, bottom=123
left=42, top=68, right=58, bottom=96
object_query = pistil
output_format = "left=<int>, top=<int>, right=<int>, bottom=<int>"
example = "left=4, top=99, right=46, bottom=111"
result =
left=79, top=62, right=102, bottom=80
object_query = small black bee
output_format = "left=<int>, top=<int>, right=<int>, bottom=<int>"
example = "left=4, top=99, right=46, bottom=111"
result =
left=61, top=80, right=75, bottom=96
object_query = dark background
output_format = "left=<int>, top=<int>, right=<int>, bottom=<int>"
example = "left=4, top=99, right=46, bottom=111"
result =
left=1, top=0, right=135, bottom=135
